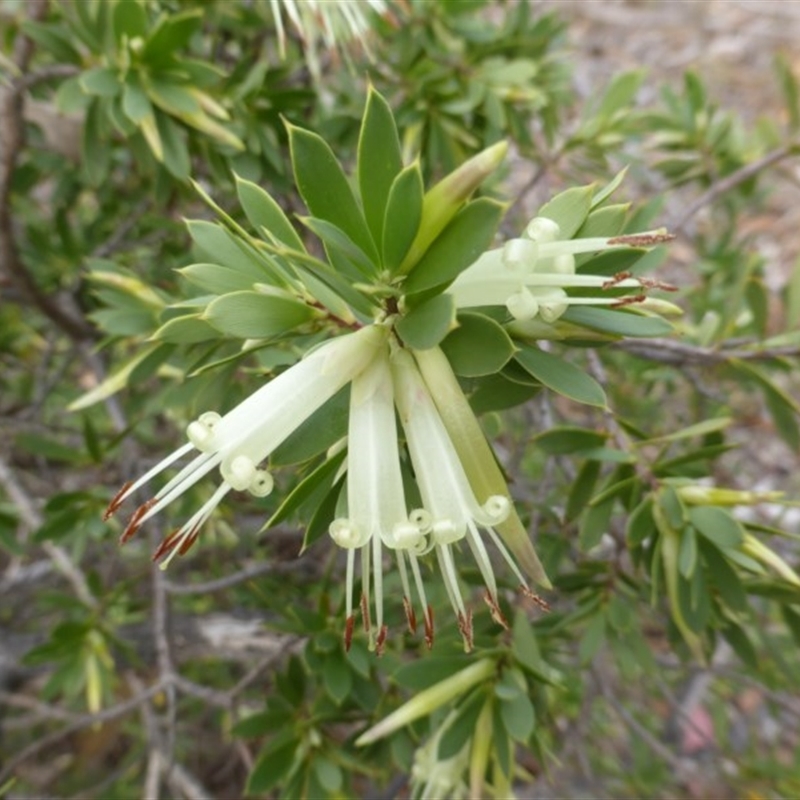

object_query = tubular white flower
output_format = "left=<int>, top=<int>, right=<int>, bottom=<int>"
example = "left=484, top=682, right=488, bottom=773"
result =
left=391, top=347, right=514, bottom=649
left=328, top=347, right=429, bottom=652
left=448, top=216, right=673, bottom=322
left=106, top=324, right=388, bottom=562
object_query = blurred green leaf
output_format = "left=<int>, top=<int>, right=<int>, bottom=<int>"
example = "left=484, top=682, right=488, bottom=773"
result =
left=358, top=88, right=403, bottom=250
left=383, top=165, right=424, bottom=273
left=289, top=124, right=377, bottom=262
left=440, top=312, right=516, bottom=376
left=403, top=198, right=506, bottom=295
left=515, top=345, right=606, bottom=408
left=395, top=293, right=455, bottom=350
left=204, top=291, right=317, bottom=339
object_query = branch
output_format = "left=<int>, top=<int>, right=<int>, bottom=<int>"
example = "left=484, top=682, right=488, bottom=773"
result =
left=615, top=337, right=800, bottom=367
left=0, top=0, right=94, bottom=340
left=162, top=560, right=301, bottom=595
left=0, top=454, right=97, bottom=608
left=590, top=665, right=690, bottom=777
left=672, top=143, right=799, bottom=233
left=0, top=678, right=166, bottom=785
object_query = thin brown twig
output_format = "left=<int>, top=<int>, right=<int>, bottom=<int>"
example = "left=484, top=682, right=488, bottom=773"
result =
left=0, top=454, right=97, bottom=608
left=0, top=678, right=167, bottom=785
left=0, top=0, right=94, bottom=340
left=14, top=63, right=80, bottom=90
left=615, top=337, right=800, bottom=366
left=672, top=143, right=799, bottom=233
left=590, top=665, right=689, bottom=777
left=162, top=560, right=299, bottom=595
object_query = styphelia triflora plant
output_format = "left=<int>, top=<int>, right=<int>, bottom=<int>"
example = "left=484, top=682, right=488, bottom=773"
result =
left=103, top=89, right=678, bottom=652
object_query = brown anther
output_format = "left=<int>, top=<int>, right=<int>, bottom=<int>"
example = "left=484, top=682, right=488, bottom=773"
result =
left=375, top=625, right=388, bottom=656
left=457, top=610, right=474, bottom=653
left=520, top=585, right=551, bottom=612
left=483, top=591, right=509, bottom=630
left=151, top=529, right=181, bottom=561
left=638, top=276, right=678, bottom=292
left=344, top=614, right=355, bottom=652
left=424, top=605, right=434, bottom=650
left=178, top=524, right=201, bottom=555
left=403, top=596, right=417, bottom=634
left=104, top=481, right=132, bottom=521
left=601, top=271, right=633, bottom=290
left=607, top=232, right=675, bottom=247
left=119, top=499, right=155, bottom=544
left=611, top=294, right=646, bottom=308
left=360, top=592, right=371, bottom=634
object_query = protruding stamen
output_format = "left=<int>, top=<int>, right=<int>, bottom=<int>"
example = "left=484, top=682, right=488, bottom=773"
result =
left=457, top=610, right=474, bottom=653
left=104, top=481, right=132, bottom=521
left=607, top=232, right=675, bottom=247
left=520, top=584, right=551, bottom=612
left=638, top=276, right=678, bottom=292
left=483, top=591, right=509, bottom=630
left=424, top=605, right=434, bottom=650
left=611, top=294, right=646, bottom=308
left=344, top=614, right=356, bottom=651
left=402, top=596, right=417, bottom=633
left=602, top=270, right=633, bottom=288
left=375, top=625, right=388, bottom=656
left=360, top=591, right=371, bottom=635
left=178, top=525, right=201, bottom=555
left=152, top=528, right=182, bottom=561
left=120, top=499, right=156, bottom=544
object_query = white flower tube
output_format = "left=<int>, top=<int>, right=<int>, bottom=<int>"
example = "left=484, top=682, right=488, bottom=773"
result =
left=106, top=324, right=388, bottom=563
left=329, top=347, right=429, bottom=652
left=448, top=217, right=674, bottom=322
left=391, top=347, right=513, bottom=649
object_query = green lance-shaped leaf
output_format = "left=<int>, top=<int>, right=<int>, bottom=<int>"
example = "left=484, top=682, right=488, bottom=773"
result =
left=121, top=77, right=152, bottom=125
left=140, top=10, right=203, bottom=65
left=68, top=344, right=163, bottom=411
left=536, top=184, right=594, bottom=239
left=395, top=293, right=456, bottom=350
left=382, top=163, right=424, bottom=273
left=515, top=345, right=606, bottom=408
left=356, top=658, right=495, bottom=746
left=288, top=122, right=378, bottom=264
left=235, top=175, right=306, bottom=252
left=403, top=198, right=507, bottom=296
left=440, top=312, right=516, bottom=377
left=112, top=0, right=148, bottom=41
left=155, top=113, right=190, bottom=180
left=358, top=87, right=403, bottom=251
left=203, top=290, right=319, bottom=339
left=151, top=313, right=219, bottom=344
left=397, top=141, right=508, bottom=276
left=653, top=490, right=705, bottom=662
left=414, top=346, right=550, bottom=587
left=80, top=67, right=120, bottom=98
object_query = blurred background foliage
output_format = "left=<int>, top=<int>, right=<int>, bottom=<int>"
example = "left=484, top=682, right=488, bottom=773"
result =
left=1, top=0, right=800, bottom=797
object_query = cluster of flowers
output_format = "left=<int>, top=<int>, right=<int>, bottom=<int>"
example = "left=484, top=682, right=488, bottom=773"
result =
left=105, top=217, right=668, bottom=651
